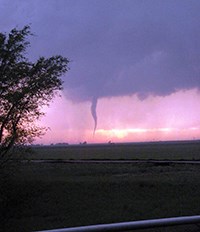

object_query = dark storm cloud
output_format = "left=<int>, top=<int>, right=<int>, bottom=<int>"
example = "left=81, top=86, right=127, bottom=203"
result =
left=1, top=0, right=200, bottom=130
left=1, top=0, right=200, bottom=100
left=49, top=0, right=200, bottom=102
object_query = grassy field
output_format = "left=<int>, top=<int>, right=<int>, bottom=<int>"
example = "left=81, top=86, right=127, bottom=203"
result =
left=29, top=140, right=200, bottom=160
left=1, top=141, right=200, bottom=232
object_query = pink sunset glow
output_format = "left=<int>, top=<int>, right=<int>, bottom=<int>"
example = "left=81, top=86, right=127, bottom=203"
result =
left=36, top=88, right=200, bottom=144
left=2, top=1, right=200, bottom=145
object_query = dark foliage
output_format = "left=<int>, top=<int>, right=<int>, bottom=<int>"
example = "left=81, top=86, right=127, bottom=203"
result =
left=0, top=25, right=69, bottom=165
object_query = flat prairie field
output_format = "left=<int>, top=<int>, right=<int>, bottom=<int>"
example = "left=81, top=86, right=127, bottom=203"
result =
left=1, top=141, right=200, bottom=232
left=29, top=140, right=200, bottom=160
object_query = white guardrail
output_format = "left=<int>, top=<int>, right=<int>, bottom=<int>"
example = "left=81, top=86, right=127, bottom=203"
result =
left=35, top=215, right=200, bottom=232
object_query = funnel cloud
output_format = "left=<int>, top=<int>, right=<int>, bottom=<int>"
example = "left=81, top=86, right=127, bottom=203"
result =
left=91, top=97, right=98, bottom=135
left=2, top=0, right=200, bottom=135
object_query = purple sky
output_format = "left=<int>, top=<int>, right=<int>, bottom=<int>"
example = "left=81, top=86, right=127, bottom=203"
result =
left=1, top=0, right=200, bottom=143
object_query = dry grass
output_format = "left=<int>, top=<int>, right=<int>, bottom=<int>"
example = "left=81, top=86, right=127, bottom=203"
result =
left=1, top=142, right=200, bottom=232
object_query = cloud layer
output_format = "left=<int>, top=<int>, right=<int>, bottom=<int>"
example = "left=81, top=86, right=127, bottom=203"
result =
left=1, top=0, right=200, bottom=137
left=1, top=0, right=200, bottom=100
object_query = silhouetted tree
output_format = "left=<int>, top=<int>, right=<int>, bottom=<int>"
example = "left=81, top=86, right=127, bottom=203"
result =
left=0, top=26, right=69, bottom=165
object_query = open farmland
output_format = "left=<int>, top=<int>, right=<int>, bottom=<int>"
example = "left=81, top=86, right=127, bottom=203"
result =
left=29, top=140, right=200, bottom=161
left=1, top=141, right=200, bottom=232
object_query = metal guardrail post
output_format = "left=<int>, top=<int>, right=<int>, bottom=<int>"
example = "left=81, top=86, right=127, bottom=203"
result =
left=35, top=215, right=200, bottom=232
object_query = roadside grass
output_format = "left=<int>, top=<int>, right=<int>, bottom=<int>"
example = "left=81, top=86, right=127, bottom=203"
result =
left=1, top=160, right=200, bottom=232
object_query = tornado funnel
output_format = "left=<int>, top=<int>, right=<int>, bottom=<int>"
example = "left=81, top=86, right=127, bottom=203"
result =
left=91, top=97, right=98, bottom=136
